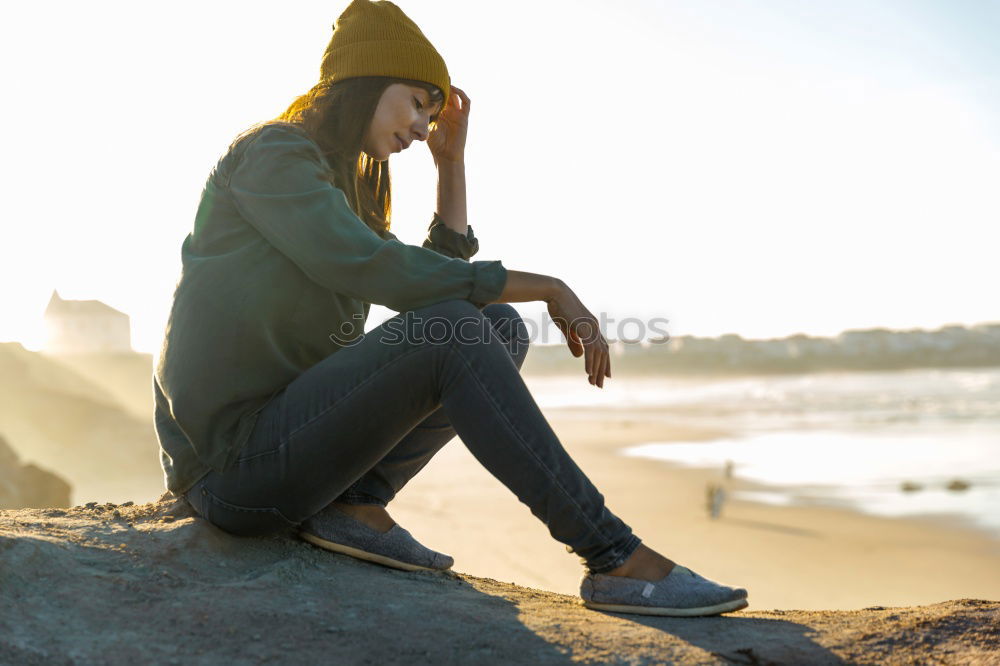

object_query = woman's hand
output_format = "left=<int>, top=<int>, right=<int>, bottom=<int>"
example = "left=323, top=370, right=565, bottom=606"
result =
left=546, top=283, right=612, bottom=388
left=428, top=85, right=470, bottom=165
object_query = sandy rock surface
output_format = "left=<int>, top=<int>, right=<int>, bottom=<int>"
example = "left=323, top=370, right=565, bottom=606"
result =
left=2, top=497, right=997, bottom=665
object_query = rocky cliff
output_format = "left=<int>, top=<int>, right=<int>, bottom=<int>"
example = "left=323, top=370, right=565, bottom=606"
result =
left=0, top=434, right=71, bottom=509
left=0, top=343, right=162, bottom=504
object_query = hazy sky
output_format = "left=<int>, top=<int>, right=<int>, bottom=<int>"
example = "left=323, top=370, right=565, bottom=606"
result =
left=2, top=0, right=998, bottom=353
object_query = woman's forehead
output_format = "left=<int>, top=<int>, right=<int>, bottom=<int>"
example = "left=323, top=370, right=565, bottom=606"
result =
left=403, top=83, right=427, bottom=94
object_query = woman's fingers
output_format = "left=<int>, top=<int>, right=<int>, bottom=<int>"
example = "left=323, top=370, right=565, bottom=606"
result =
left=448, top=86, right=471, bottom=116
left=550, top=294, right=612, bottom=387
left=589, top=333, right=610, bottom=388
left=571, top=329, right=584, bottom=357
left=575, top=320, right=593, bottom=382
left=575, top=318, right=608, bottom=387
left=594, top=344, right=607, bottom=388
left=589, top=346, right=597, bottom=380
left=560, top=318, right=584, bottom=358
left=452, top=86, right=469, bottom=103
left=590, top=346, right=600, bottom=387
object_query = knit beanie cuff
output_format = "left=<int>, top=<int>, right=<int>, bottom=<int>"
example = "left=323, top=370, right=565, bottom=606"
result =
left=323, top=40, right=450, bottom=99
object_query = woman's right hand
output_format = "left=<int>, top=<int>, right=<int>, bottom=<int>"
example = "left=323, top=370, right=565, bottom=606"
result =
left=546, top=282, right=611, bottom=388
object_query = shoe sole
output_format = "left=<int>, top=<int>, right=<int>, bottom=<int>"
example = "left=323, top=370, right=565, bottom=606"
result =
left=300, top=531, right=448, bottom=573
left=582, top=597, right=749, bottom=617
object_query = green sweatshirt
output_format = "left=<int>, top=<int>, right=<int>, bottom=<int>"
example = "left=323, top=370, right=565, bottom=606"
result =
left=153, top=123, right=508, bottom=494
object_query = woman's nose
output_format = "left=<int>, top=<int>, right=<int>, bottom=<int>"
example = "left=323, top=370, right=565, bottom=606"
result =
left=410, top=124, right=430, bottom=142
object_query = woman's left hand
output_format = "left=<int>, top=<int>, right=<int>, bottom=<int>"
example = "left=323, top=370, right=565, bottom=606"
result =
left=428, top=85, right=470, bottom=165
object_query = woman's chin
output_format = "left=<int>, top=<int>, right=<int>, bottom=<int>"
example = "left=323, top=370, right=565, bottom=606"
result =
left=362, top=149, right=391, bottom=162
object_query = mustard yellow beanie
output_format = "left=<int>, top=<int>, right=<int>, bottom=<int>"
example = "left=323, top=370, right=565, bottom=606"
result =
left=319, top=0, right=451, bottom=109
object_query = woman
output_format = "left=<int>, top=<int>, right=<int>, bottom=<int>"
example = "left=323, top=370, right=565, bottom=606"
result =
left=153, top=0, right=749, bottom=617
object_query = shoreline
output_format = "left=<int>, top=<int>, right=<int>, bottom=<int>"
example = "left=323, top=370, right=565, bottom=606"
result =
left=547, top=405, right=1000, bottom=544
left=622, top=450, right=1000, bottom=546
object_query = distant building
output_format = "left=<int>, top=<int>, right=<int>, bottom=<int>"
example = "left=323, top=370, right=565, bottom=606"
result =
left=43, top=290, right=132, bottom=354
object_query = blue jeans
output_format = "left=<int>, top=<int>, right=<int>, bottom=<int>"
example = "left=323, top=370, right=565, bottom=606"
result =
left=185, top=300, right=641, bottom=573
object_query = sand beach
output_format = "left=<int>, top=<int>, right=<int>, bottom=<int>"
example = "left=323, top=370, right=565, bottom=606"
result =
left=385, top=408, right=1000, bottom=612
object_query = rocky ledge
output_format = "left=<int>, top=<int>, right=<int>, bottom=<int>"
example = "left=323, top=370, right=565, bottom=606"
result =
left=2, top=497, right=997, bottom=665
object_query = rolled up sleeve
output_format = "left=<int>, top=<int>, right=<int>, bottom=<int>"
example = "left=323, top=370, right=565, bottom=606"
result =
left=227, top=125, right=506, bottom=312
left=421, top=213, right=479, bottom=261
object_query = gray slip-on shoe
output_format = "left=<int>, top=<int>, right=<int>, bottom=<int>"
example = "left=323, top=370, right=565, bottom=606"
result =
left=580, top=564, right=749, bottom=617
left=299, top=506, right=454, bottom=573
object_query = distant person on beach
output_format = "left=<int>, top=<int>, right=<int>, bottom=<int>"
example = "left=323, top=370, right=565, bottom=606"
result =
left=706, top=483, right=727, bottom=519
left=152, top=0, right=747, bottom=617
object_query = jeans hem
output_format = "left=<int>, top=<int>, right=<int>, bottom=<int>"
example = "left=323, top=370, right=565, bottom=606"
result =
left=336, top=489, right=388, bottom=507
left=586, top=534, right=643, bottom=574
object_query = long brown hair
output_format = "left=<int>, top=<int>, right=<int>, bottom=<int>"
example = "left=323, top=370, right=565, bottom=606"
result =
left=263, top=76, right=443, bottom=237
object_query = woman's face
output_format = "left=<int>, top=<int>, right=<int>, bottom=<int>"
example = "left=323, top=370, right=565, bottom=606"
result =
left=362, top=83, right=443, bottom=161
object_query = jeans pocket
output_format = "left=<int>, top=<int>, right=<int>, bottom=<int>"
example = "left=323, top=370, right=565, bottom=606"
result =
left=193, top=485, right=298, bottom=538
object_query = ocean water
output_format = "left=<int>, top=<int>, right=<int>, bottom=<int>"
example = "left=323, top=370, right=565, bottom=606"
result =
left=525, top=368, right=1000, bottom=537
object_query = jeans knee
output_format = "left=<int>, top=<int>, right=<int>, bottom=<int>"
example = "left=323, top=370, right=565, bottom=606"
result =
left=416, top=298, right=483, bottom=322
left=409, top=300, right=529, bottom=356
left=404, top=299, right=489, bottom=348
left=478, top=305, right=527, bottom=369
left=483, top=302, right=519, bottom=325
